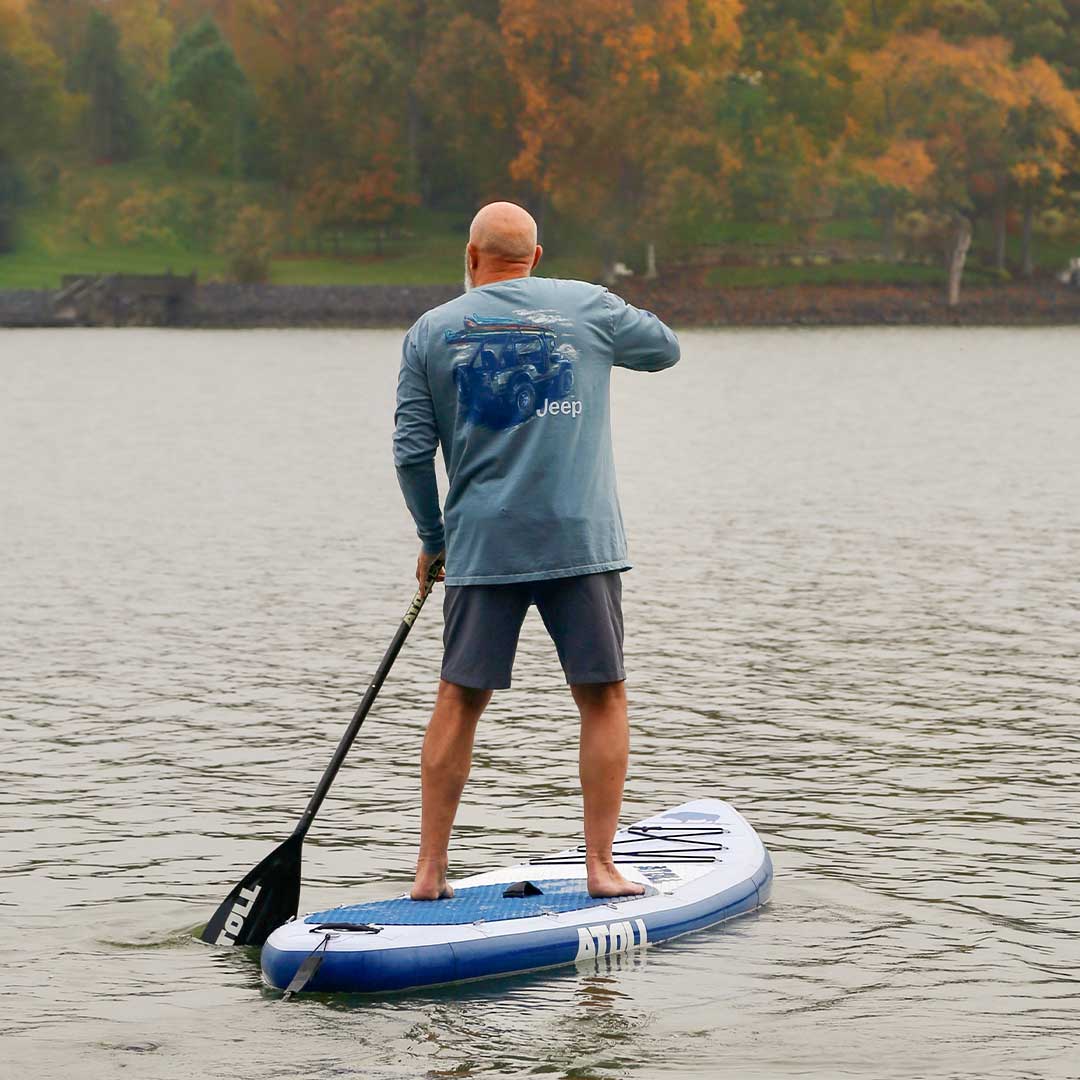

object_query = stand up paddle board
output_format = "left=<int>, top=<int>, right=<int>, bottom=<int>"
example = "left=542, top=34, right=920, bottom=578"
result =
left=261, top=798, right=772, bottom=995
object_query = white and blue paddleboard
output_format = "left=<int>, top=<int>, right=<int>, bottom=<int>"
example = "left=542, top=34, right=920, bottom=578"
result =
left=261, top=798, right=772, bottom=994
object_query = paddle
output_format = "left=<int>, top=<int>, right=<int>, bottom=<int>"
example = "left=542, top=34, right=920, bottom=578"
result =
left=200, top=556, right=445, bottom=948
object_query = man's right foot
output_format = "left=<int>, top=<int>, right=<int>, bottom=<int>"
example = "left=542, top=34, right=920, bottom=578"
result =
left=586, top=859, right=646, bottom=899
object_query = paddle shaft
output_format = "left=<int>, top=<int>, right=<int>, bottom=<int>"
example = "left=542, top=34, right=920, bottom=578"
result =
left=294, top=557, right=443, bottom=841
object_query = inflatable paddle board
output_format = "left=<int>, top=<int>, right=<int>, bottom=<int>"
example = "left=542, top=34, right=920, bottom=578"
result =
left=261, top=798, right=772, bottom=995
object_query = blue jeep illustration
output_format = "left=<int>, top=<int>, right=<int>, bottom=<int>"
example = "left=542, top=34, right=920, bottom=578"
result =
left=447, top=316, right=574, bottom=427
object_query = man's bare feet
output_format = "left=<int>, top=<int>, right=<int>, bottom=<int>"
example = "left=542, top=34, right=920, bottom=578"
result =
left=586, top=858, right=647, bottom=899
left=410, top=856, right=455, bottom=901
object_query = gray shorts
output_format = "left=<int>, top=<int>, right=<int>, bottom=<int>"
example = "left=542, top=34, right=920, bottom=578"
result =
left=441, top=571, right=625, bottom=690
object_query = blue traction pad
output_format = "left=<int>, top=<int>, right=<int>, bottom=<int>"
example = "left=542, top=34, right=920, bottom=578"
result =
left=304, top=879, right=653, bottom=926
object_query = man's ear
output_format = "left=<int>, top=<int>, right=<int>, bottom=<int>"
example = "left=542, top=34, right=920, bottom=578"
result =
left=532, top=244, right=543, bottom=269
left=467, top=242, right=479, bottom=270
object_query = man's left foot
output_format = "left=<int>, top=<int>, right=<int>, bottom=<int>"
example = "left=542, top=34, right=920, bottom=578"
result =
left=411, top=856, right=454, bottom=901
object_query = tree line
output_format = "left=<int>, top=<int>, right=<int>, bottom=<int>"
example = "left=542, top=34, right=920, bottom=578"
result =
left=2, top=0, right=1079, bottom=297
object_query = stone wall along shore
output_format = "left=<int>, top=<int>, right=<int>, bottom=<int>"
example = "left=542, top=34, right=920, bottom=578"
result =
left=0, top=281, right=1077, bottom=329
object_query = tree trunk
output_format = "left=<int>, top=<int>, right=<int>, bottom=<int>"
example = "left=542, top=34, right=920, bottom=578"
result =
left=406, top=0, right=428, bottom=203
left=946, top=213, right=972, bottom=307
left=281, top=185, right=293, bottom=254
left=993, top=173, right=1007, bottom=273
left=232, top=108, right=244, bottom=182
left=0, top=149, right=20, bottom=254
left=407, top=87, right=425, bottom=202
left=882, top=199, right=896, bottom=262
left=645, top=241, right=658, bottom=280
left=1021, top=202, right=1034, bottom=278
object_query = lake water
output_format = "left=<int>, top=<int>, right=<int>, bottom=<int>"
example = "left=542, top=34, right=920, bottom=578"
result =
left=2, top=327, right=1078, bottom=1080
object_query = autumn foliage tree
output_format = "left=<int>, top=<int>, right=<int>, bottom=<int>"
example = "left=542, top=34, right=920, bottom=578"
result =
left=415, top=4, right=521, bottom=208
left=847, top=30, right=1080, bottom=303
left=109, top=0, right=174, bottom=89
left=2, top=0, right=1078, bottom=284
left=501, top=0, right=744, bottom=280
left=1005, top=55, right=1080, bottom=274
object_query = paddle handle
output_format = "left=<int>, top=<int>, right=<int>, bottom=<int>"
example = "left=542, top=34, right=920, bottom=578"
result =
left=294, top=556, right=445, bottom=839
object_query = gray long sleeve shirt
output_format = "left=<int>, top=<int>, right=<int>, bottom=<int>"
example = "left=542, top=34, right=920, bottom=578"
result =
left=393, top=276, right=679, bottom=585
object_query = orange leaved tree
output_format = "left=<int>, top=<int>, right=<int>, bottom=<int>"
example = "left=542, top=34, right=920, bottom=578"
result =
left=216, top=0, right=419, bottom=244
left=847, top=30, right=1079, bottom=303
left=500, top=0, right=743, bottom=281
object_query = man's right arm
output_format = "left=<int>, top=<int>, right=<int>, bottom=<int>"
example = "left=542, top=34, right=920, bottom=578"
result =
left=607, top=292, right=680, bottom=371
left=393, top=327, right=445, bottom=557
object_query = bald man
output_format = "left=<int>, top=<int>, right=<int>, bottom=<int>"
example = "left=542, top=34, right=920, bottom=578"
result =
left=394, top=201, right=680, bottom=901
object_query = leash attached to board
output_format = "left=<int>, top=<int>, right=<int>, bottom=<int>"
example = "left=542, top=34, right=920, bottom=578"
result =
left=199, top=557, right=445, bottom=950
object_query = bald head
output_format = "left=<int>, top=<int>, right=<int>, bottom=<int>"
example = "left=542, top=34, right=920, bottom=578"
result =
left=465, top=201, right=542, bottom=289
left=470, top=202, right=538, bottom=260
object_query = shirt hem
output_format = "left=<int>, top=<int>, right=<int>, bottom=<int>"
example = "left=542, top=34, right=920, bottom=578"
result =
left=445, top=559, right=632, bottom=587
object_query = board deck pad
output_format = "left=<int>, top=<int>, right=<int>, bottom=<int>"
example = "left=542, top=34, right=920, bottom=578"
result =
left=261, top=798, right=773, bottom=995
left=305, top=878, right=658, bottom=926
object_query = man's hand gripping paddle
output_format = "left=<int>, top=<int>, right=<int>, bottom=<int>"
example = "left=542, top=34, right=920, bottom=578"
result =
left=199, top=557, right=445, bottom=948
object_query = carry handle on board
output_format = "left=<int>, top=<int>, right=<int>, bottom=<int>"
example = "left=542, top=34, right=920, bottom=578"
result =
left=199, top=556, right=445, bottom=949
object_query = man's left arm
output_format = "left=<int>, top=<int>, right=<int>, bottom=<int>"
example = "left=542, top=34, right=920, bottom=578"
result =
left=393, top=328, right=445, bottom=587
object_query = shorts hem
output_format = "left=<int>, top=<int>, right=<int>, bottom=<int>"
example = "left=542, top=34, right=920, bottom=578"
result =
left=563, top=670, right=626, bottom=686
left=444, top=560, right=632, bottom=587
left=440, top=667, right=512, bottom=691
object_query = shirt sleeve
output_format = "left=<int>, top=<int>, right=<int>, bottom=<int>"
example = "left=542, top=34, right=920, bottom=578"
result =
left=607, top=292, right=681, bottom=371
left=393, top=326, right=445, bottom=554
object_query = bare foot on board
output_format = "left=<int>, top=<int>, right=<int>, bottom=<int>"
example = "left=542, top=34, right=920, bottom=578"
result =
left=587, top=859, right=647, bottom=899
left=410, top=857, right=455, bottom=901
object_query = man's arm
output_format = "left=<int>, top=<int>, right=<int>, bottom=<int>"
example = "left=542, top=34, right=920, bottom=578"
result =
left=607, top=293, right=680, bottom=371
left=393, top=328, right=445, bottom=563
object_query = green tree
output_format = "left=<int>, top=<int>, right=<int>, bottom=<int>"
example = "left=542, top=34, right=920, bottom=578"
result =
left=721, top=0, right=851, bottom=233
left=159, top=16, right=258, bottom=176
left=0, top=1, right=71, bottom=252
left=71, top=9, right=139, bottom=161
left=897, top=0, right=1070, bottom=61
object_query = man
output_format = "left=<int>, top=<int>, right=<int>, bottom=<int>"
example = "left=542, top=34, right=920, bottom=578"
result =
left=393, top=201, right=679, bottom=901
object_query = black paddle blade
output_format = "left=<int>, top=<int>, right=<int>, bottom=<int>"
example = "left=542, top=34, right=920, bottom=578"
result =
left=200, top=833, right=302, bottom=948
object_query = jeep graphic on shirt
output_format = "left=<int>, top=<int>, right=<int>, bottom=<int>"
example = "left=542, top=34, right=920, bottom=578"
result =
left=446, top=314, right=578, bottom=429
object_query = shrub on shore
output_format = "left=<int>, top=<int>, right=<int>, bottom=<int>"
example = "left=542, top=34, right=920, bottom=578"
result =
left=219, top=204, right=278, bottom=284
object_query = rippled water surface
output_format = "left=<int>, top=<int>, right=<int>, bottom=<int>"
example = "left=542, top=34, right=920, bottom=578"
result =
left=3, top=327, right=1079, bottom=1079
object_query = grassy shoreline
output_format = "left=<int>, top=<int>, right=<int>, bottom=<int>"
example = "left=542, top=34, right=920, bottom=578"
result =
left=0, top=230, right=1053, bottom=292
left=4, top=163, right=1076, bottom=293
